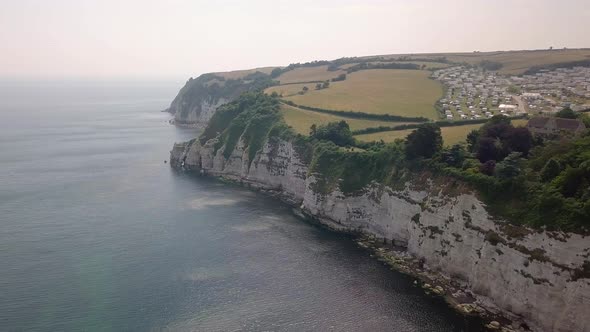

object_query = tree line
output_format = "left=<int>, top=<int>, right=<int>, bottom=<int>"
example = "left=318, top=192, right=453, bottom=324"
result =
left=281, top=100, right=429, bottom=123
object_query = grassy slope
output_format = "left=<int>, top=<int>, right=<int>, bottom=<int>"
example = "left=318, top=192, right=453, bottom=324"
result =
left=355, top=119, right=529, bottom=145
left=277, top=65, right=345, bottom=84
left=212, top=67, right=277, bottom=79
left=265, top=83, right=319, bottom=97
left=285, top=69, right=443, bottom=119
left=280, top=104, right=411, bottom=134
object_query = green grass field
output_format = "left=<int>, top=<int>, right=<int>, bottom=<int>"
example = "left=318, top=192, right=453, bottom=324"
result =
left=265, top=83, right=318, bottom=97
left=280, top=104, right=409, bottom=134
left=277, top=65, right=345, bottom=84
left=355, top=119, right=529, bottom=145
left=284, top=69, right=443, bottom=119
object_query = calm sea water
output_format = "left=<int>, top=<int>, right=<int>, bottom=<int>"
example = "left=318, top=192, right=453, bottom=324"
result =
left=0, top=80, right=481, bottom=331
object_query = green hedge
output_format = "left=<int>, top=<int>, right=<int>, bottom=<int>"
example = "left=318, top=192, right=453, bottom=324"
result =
left=352, top=115, right=529, bottom=135
left=282, top=101, right=429, bottom=123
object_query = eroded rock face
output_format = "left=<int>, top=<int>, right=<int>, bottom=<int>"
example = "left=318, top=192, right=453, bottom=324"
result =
left=170, top=98, right=228, bottom=127
left=170, top=138, right=590, bottom=332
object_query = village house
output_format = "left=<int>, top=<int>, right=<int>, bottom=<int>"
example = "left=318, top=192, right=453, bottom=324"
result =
left=526, top=116, right=587, bottom=136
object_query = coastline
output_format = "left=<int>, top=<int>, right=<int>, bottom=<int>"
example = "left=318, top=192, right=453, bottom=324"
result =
left=184, top=171, right=517, bottom=332
left=168, top=118, right=206, bottom=128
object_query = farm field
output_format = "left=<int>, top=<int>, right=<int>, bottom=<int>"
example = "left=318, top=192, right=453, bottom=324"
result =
left=373, top=49, right=590, bottom=75
left=280, top=104, right=406, bottom=134
left=441, top=49, right=590, bottom=75
left=354, top=119, right=529, bottom=145
left=277, top=65, right=345, bottom=84
left=265, top=83, right=319, bottom=97
left=284, top=69, right=443, bottom=119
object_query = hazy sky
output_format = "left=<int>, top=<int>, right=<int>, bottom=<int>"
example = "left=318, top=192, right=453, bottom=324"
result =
left=1, top=0, right=589, bottom=79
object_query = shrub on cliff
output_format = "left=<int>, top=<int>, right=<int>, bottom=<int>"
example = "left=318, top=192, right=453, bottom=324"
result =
left=473, top=115, right=533, bottom=162
left=199, top=92, right=294, bottom=164
left=309, top=140, right=406, bottom=194
left=311, top=121, right=355, bottom=147
left=200, top=92, right=280, bottom=145
left=404, top=123, right=443, bottom=159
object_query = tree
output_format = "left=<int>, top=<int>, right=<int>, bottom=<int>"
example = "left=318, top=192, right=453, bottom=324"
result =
left=479, top=160, right=496, bottom=176
left=322, top=81, right=330, bottom=89
left=441, top=144, right=467, bottom=167
left=332, top=74, right=347, bottom=82
left=495, top=152, right=523, bottom=179
left=312, top=121, right=355, bottom=146
left=476, top=137, right=502, bottom=162
left=481, top=115, right=511, bottom=139
left=540, top=158, right=561, bottom=182
left=302, top=86, right=309, bottom=92
left=466, top=129, right=480, bottom=152
left=309, top=124, right=317, bottom=136
left=555, top=107, right=578, bottom=119
left=270, top=67, right=283, bottom=78
left=315, top=83, right=322, bottom=90
left=475, top=115, right=530, bottom=161
left=327, top=64, right=339, bottom=72
left=405, top=123, right=443, bottom=159
left=506, top=127, right=533, bottom=156
left=553, top=167, right=585, bottom=197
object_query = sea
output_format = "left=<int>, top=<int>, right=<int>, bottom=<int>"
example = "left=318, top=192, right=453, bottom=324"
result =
left=0, top=80, right=482, bottom=331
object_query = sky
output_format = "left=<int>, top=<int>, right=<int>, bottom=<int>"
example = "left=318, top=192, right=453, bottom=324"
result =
left=1, top=0, right=589, bottom=80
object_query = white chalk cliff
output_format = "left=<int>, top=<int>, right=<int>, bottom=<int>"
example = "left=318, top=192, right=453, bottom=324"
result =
left=171, top=137, right=590, bottom=332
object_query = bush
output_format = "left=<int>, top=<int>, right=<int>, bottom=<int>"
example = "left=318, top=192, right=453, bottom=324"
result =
left=405, top=123, right=443, bottom=159
left=479, top=60, right=503, bottom=71
left=540, top=158, right=561, bottom=182
left=440, top=144, right=467, bottom=167
left=311, top=121, right=355, bottom=147
left=555, top=107, right=578, bottom=119
left=332, top=73, right=347, bottom=82
left=479, top=160, right=496, bottom=175
left=495, top=152, right=523, bottom=179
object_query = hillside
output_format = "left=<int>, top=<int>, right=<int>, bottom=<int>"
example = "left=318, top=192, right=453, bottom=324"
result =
left=262, top=49, right=590, bottom=146
left=167, top=48, right=590, bottom=146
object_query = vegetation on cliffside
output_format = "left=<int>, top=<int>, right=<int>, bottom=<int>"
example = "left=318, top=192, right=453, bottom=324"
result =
left=199, top=92, right=294, bottom=163
left=198, top=92, right=590, bottom=232
left=168, top=72, right=277, bottom=120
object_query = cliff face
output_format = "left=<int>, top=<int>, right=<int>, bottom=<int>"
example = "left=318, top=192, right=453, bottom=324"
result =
left=171, top=138, right=590, bottom=332
left=169, top=96, right=229, bottom=127
left=166, top=73, right=276, bottom=126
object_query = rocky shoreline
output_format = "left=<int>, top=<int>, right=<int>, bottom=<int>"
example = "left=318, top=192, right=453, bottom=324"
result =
left=210, top=177, right=520, bottom=331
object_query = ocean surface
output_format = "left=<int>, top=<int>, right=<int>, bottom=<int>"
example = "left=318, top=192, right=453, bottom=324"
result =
left=0, top=80, right=482, bottom=331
